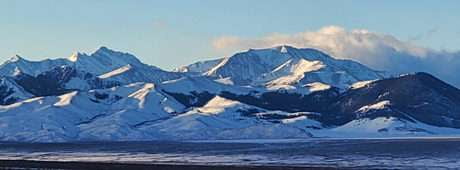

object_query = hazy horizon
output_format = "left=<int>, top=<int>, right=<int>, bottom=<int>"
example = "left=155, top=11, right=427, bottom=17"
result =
left=1, top=0, right=460, bottom=85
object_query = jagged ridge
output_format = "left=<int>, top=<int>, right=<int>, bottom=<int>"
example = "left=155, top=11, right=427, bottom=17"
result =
left=0, top=46, right=458, bottom=142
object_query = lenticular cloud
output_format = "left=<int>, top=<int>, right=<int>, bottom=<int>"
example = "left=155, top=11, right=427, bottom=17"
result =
left=212, top=26, right=460, bottom=87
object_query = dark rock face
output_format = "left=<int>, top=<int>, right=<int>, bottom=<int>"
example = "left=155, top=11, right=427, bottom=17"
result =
left=162, top=91, right=216, bottom=108
left=216, top=89, right=344, bottom=126
left=161, top=88, right=342, bottom=125
left=14, top=66, right=120, bottom=96
left=219, top=89, right=340, bottom=113
left=328, top=72, right=460, bottom=128
left=0, top=77, right=31, bottom=105
left=88, top=91, right=123, bottom=105
left=0, top=84, right=18, bottom=105
left=14, top=66, right=76, bottom=96
left=161, top=72, right=460, bottom=129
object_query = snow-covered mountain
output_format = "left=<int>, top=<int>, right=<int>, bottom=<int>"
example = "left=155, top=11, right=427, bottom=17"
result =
left=69, top=46, right=152, bottom=75
left=147, top=96, right=314, bottom=140
left=73, top=47, right=183, bottom=84
left=0, top=55, right=70, bottom=77
left=0, top=46, right=459, bottom=142
left=175, top=58, right=222, bottom=73
left=0, top=83, right=186, bottom=142
left=179, top=46, right=385, bottom=92
left=0, top=47, right=182, bottom=87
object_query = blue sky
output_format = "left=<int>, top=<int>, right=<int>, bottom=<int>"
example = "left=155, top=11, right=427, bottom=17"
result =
left=0, top=0, right=459, bottom=70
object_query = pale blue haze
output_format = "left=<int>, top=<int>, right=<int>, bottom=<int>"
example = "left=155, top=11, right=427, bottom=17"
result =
left=0, top=0, right=459, bottom=70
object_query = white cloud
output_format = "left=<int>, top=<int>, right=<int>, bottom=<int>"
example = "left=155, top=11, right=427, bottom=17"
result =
left=212, top=26, right=460, bottom=87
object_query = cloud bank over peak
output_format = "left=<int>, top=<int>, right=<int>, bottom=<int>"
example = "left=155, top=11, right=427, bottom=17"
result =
left=212, top=26, right=460, bottom=87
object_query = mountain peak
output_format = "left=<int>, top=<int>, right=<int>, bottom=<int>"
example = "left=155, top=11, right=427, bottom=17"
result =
left=67, top=46, right=128, bottom=63
left=392, top=72, right=443, bottom=85
left=98, top=46, right=110, bottom=51
left=91, top=46, right=137, bottom=61
left=198, top=45, right=382, bottom=87
left=94, top=46, right=114, bottom=55
left=247, top=45, right=333, bottom=61
left=8, top=54, right=26, bottom=63
left=68, top=52, right=83, bottom=62
left=280, top=45, right=288, bottom=53
left=273, top=45, right=295, bottom=53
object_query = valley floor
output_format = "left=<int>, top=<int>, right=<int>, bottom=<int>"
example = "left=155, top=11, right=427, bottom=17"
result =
left=0, top=160, right=331, bottom=170
left=0, top=138, right=459, bottom=169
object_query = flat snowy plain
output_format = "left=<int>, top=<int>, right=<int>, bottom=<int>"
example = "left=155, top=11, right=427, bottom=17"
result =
left=0, top=138, right=459, bottom=169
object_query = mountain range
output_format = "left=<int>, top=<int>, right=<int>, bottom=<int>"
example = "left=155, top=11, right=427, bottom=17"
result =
left=0, top=45, right=459, bottom=142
